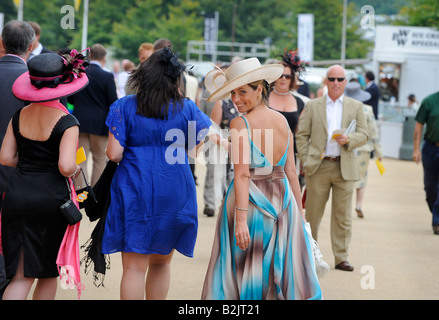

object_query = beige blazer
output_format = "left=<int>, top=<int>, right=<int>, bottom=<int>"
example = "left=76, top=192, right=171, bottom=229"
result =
left=296, top=95, right=368, bottom=180
left=358, top=104, right=383, bottom=158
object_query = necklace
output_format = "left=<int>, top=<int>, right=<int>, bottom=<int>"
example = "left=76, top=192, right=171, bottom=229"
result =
left=273, top=88, right=290, bottom=96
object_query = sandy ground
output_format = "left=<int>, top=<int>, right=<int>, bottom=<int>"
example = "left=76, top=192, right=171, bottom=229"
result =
left=46, top=157, right=439, bottom=300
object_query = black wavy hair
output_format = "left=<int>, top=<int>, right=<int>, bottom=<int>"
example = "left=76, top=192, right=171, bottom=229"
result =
left=127, top=47, right=186, bottom=119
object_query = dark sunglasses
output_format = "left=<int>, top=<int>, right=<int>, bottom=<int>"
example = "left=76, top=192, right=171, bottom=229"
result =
left=279, top=74, right=293, bottom=80
left=327, top=77, right=345, bottom=82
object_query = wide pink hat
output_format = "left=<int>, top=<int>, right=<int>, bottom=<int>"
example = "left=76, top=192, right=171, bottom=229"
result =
left=13, top=51, right=89, bottom=103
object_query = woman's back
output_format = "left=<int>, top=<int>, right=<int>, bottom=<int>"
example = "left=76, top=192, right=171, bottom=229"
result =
left=241, top=107, right=289, bottom=166
left=19, top=104, right=67, bottom=142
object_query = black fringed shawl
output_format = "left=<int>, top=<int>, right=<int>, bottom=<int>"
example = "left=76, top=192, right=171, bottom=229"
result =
left=81, top=161, right=118, bottom=287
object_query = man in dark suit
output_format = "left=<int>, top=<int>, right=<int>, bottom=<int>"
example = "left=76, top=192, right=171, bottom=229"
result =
left=27, top=21, right=54, bottom=60
left=69, top=44, right=118, bottom=186
left=364, top=71, right=380, bottom=119
left=0, top=20, right=35, bottom=299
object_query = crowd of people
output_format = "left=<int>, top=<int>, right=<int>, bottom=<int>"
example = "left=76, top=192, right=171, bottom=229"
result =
left=0, top=19, right=438, bottom=301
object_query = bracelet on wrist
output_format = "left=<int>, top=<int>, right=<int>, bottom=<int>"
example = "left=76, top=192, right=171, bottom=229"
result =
left=69, top=167, right=79, bottom=178
left=235, top=206, right=248, bottom=212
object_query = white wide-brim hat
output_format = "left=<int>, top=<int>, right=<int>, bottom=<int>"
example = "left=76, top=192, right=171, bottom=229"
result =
left=205, top=57, right=284, bottom=102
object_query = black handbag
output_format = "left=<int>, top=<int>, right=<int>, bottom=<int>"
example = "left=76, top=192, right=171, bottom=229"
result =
left=75, top=169, right=97, bottom=210
left=60, top=178, right=82, bottom=225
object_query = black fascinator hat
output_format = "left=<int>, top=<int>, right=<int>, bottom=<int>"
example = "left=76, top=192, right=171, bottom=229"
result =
left=279, top=49, right=308, bottom=76
left=157, top=47, right=186, bottom=80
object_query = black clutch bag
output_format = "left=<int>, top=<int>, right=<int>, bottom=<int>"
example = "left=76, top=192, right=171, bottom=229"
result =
left=61, top=178, right=82, bottom=225
left=60, top=199, right=83, bottom=225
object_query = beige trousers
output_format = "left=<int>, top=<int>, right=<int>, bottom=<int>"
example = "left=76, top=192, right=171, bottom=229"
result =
left=75, top=133, right=108, bottom=187
left=305, top=159, right=354, bottom=265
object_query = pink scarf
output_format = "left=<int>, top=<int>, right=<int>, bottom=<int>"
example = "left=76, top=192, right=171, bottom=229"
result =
left=43, top=100, right=84, bottom=299
left=56, top=179, right=84, bottom=299
left=0, top=193, right=4, bottom=255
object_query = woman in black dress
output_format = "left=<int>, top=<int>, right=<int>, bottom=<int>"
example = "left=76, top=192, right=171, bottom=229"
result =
left=268, top=50, right=307, bottom=188
left=0, top=52, right=88, bottom=300
left=268, top=50, right=307, bottom=137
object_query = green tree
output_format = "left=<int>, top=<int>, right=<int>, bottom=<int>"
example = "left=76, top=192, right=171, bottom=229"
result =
left=153, top=0, right=204, bottom=61
left=396, top=0, right=439, bottom=29
left=1, top=0, right=79, bottom=51
left=186, top=0, right=371, bottom=62
left=70, top=0, right=137, bottom=50
left=110, top=0, right=203, bottom=63
left=0, top=1, right=19, bottom=26
left=195, top=0, right=298, bottom=60
left=0, top=0, right=372, bottom=63
left=296, top=0, right=372, bottom=62
left=111, top=0, right=163, bottom=62
left=351, top=0, right=409, bottom=15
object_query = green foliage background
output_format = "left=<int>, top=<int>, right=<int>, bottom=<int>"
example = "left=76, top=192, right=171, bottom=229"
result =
left=0, top=0, right=432, bottom=65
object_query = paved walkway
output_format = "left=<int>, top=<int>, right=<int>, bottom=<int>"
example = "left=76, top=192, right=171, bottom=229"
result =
left=52, top=157, right=439, bottom=300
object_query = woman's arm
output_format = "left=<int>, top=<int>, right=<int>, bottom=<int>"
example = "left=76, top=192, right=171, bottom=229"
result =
left=208, top=100, right=229, bottom=149
left=230, top=117, right=251, bottom=251
left=106, top=132, right=124, bottom=163
left=59, top=125, right=81, bottom=177
left=210, top=100, right=222, bottom=127
left=0, top=121, right=19, bottom=167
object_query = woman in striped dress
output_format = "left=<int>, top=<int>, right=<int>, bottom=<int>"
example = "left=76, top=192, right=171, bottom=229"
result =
left=201, top=58, right=322, bottom=300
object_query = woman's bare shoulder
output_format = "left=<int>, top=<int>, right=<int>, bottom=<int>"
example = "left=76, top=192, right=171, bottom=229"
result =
left=230, top=115, right=246, bottom=129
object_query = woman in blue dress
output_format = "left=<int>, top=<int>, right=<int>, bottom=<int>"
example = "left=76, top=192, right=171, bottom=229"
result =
left=102, top=48, right=211, bottom=300
left=201, top=58, right=322, bottom=299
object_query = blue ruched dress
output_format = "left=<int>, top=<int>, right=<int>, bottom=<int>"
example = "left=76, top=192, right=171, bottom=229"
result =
left=102, top=95, right=211, bottom=257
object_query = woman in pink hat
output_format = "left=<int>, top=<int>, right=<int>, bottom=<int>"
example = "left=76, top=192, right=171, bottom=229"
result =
left=0, top=51, right=88, bottom=300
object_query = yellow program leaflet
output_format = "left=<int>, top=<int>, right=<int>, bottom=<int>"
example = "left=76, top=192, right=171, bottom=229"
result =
left=76, top=147, right=86, bottom=164
left=376, top=159, right=385, bottom=175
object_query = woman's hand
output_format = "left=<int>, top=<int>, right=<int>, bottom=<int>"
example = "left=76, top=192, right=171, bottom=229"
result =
left=300, top=209, right=307, bottom=223
left=235, top=211, right=250, bottom=250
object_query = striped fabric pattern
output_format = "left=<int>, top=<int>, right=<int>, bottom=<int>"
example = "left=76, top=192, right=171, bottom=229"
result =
left=202, top=116, right=322, bottom=300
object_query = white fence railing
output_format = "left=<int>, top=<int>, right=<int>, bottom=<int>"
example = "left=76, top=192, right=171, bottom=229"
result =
left=186, top=40, right=270, bottom=63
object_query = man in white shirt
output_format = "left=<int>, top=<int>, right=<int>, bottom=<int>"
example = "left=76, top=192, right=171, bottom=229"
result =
left=27, top=21, right=53, bottom=60
left=325, top=94, right=344, bottom=157
left=296, top=65, right=368, bottom=272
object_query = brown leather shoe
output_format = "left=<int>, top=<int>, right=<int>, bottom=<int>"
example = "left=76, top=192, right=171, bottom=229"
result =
left=355, top=208, right=364, bottom=218
left=335, top=261, right=354, bottom=271
left=433, top=225, right=439, bottom=235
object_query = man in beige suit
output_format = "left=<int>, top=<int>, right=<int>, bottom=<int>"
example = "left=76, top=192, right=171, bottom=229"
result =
left=296, top=65, right=368, bottom=271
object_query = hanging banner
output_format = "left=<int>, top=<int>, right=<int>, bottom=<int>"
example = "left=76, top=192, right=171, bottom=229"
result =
left=204, top=12, right=217, bottom=55
left=298, top=14, right=314, bottom=63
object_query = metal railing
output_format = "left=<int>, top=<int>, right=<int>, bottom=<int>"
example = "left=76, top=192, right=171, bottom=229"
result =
left=186, top=40, right=271, bottom=63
